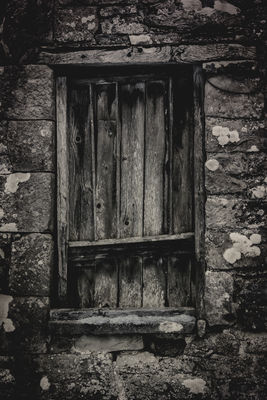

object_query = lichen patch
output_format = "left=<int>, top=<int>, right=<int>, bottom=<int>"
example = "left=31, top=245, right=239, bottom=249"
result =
left=212, top=125, right=240, bottom=146
left=159, top=321, right=183, bottom=333
left=0, top=294, right=15, bottom=332
left=5, top=173, right=30, bottom=194
left=214, top=0, right=240, bottom=15
left=40, top=376, right=51, bottom=391
left=182, top=377, right=207, bottom=394
left=0, top=223, right=18, bottom=232
left=205, top=159, right=220, bottom=171
left=223, top=232, right=261, bottom=264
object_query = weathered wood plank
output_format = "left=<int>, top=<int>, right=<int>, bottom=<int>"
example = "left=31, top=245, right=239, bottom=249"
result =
left=144, top=80, right=168, bottom=236
left=68, top=84, right=94, bottom=241
left=120, top=82, right=145, bottom=238
left=118, top=256, right=142, bottom=308
left=193, top=65, right=206, bottom=316
left=172, top=74, right=194, bottom=233
left=94, top=259, right=118, bottom=308
left=168, top=255, right=192, bottom=307
left=56, top=76, right=68, bottom=305
left=76, top=268, right=95, bottom=308
left=69, top=232, right=194, bottom=247
left=69, top=234, right=194, bottom=266
left=143, top=256, right=167, bottom=308
left=49, top=309, right=196, bottom=335
left=95, top=83, right=118, bottom=240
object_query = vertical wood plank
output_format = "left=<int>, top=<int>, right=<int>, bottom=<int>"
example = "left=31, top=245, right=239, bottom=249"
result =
left=193, top=65, right=206, bottom=316
left=77, top=267, right=96, bottom=308
left=57, top=77, right=68, bottom=305
left=95, top=83, right=118, bottom=240
left=168, top=255, right=192, bottom=307
left=94, top=258, right=118, bottom=308
left=143, top=256, right=167, bottom=308
left=144, top=80, right=168, bottom=236
left=119, top=82, right=145, bottom=307
left=68, top=84, right=94, bottom=241
left=120, top=82, right=145, bottom=238
left=119, top=256, right=142, bottom=308
left=172, top=74, right=194, bottom=234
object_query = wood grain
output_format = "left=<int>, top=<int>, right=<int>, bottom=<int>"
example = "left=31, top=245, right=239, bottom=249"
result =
left=68, top=84, right=94, bottom=241
left=120, top=82, right=145, bottom=238
left=119, top=256, right=142, bottom=308
left=168, top=255, right=192, bottom=307
left=172, top=74, right=194, bottom=234
left=94, top=258, right=118, bottom=308
left=95, top=83, right=118, bottom=240
left=56, top=76, right=69, bottom=305
left=143, top=256, right=167, bottom=308
left=144, top=80, right=168, bottom=236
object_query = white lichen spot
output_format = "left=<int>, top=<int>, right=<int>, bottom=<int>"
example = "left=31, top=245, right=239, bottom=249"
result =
left=129, top=34, right=152, bottom=45
left=0, top=249, right=5, bottom=259
left=223, top=248, right=241, bottom=264
left=250, top=233, right=261, bottom=244
left=0, top=208, right=4, bottom=219
left=87, top=22, right=96, bottom=30
left=0, top=223, right=18, bottom=232
left=247, top=145, right=259, bottom=152
left=205, top=159, right=220, bottom=171
left=241, top=126, right=248, bottom=133
left=224, top=232, right=261, bottom=264
left=159, top=321, right=183, bottom=333
left=5, top=173, right=30, bottom=194
left=182, top=378, right=206, bottom=394
left=40, top=376, right=51, bottom=391
left=0, top=294, right=15, bottom=332
left=212, top=125, right=240, bottom=147
left=214, top=0, right=240, bottom=15
left=250, top=185, right=266, bottom=199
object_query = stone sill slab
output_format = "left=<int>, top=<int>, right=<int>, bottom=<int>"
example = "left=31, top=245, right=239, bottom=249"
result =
left=50, top=308, right=196, bottom=336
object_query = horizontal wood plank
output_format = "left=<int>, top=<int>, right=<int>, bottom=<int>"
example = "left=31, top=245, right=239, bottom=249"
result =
left=49, top=308, right=196, bottom=335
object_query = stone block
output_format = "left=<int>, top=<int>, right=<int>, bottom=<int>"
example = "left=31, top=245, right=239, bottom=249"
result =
left=205, top=153, right=247, bottom=194
left=55, top=7, right=98, bottom=43
left=9, top=234, right=53, bottom=296
left=72, top=335, right=144, bottom=353
left=101, top=16, right=146, bottom=34
left=173, top=44, right=257, bottom=62
left=35, top=353, right=118, bottom=399
left=0, top=357, right=16, bottom=400
left=205, top=80, right=264, bottom=119
left=100, top=5, right=137, bottom=17
left=6, top=297, right=49, bottom=353
left=116, top=352, right=209, bottom=399
left=204, top=271, right=234, bottom=326
left=0, top=66, right=54, bottom=120
left=5, top=121, right=55, bottom=172
left=206, top=196, right=266, bottom=230
left=205, top=228, right=265, bottom=270
left=0, top=173, right=54, bottom=233
left=205, top=117, right=265, bottom=153
left=235, top=276, right=267, bottom=331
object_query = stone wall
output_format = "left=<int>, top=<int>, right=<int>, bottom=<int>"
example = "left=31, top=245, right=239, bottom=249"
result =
left=0, top=1, right=266, bottom=399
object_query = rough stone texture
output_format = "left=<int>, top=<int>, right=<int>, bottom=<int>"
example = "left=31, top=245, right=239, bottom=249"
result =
left=204, top=271, right=235, bottom=326
left=55, top=7, right=98, bottom=43
left=0, top=65, right=54, bottom=120
left=3, top=121, right=55, bottom=172
left=206, top=196, right=266, bottom=230
left=3, top=297, right=50, bottom=354
left=0, top=173, right=54, bottom=233
left=206, top=228, right=266, bottom=270
left=9, top=234, right=53, bottom=296
left=35, top=353, right=118, bottom=400
left=206, top=117, right=265, bottom=153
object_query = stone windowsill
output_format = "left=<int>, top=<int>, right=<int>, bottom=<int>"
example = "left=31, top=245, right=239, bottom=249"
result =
left=49, top=307, right=196, bottom=336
